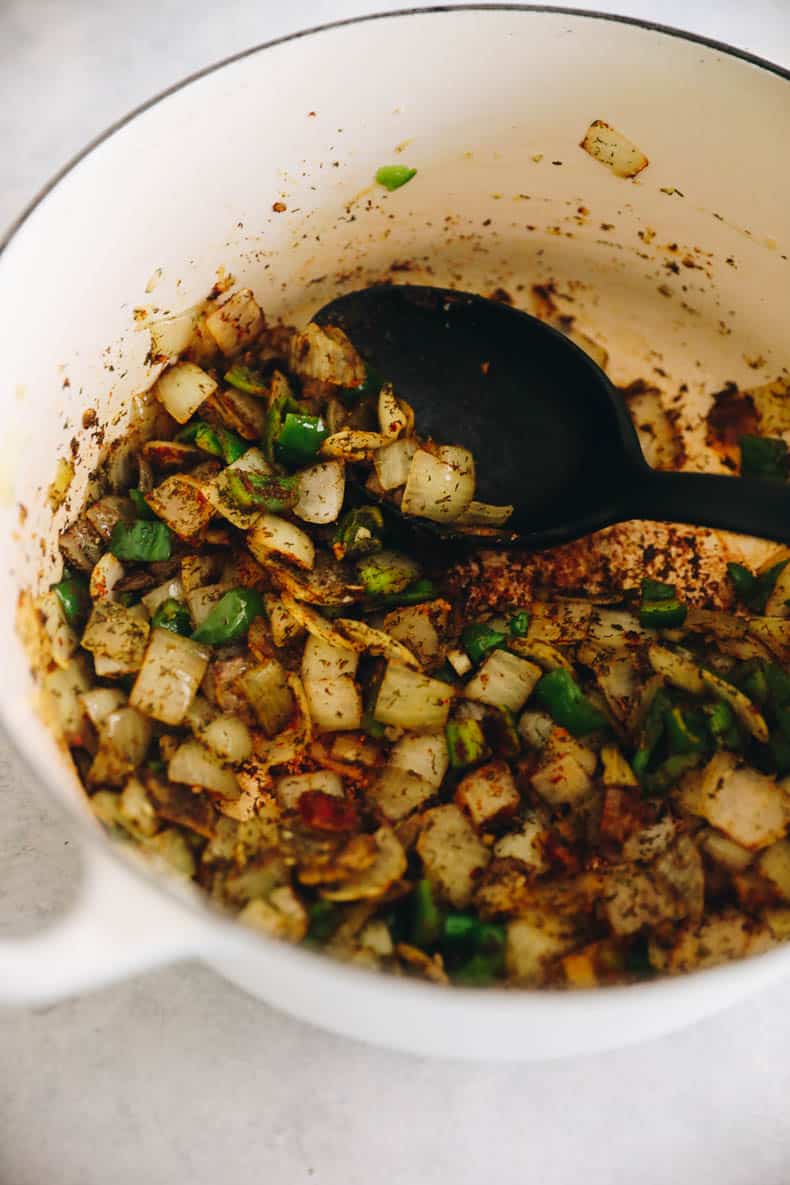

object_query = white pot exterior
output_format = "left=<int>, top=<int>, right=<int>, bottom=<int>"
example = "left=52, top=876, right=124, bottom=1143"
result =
left=1, top=7, right=789, bottom=1060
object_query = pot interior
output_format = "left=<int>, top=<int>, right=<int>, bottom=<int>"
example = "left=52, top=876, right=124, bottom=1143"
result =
left=1, top=6, right=788, bottom=821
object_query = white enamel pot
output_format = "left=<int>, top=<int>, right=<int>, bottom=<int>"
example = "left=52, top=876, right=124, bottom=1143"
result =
left=1, top=7, right=789, bottom=1061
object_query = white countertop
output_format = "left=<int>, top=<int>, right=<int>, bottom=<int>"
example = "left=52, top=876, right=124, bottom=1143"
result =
left=2, top=3, right=790, bottom=1183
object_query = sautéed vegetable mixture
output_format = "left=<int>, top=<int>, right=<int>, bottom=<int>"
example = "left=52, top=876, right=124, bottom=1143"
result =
left=32, top=286, right=790, bottom=988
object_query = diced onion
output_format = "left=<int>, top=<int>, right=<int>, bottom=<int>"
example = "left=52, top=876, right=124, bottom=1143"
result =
left=147, top=829, right=196, bottom=877
left=415, top=805, right=489, bottom=907
left=209, top=386, right=267, bottom=439
left=382, top=602, right=445, bottom=666
left=456, top=759, right=520, bottom=828
left=456, top=500, right=514, bottom=528
left=141, top=577, right=184, bottom=614
left=154, top=361, right=217, bottom=424
left=301, top=635, right=358, bottom=682
left=88, top=707, right=152, bottom=786
left=374, top=437, right=417, bottom=490
left=518, top=710, right=555, bottom=750
left=240, top=660, right=295, bottom=736
left=447, top=648, right=473, bottom=677
left=146, top=474, right=213, bottom=540
left=182, top=554, right=223, bottom=592
left=89, top=552, right=125, bottom=600
left=374, top=662, right=453, bottom=731
left=276, top=769, right=344, bottom=810
left=168, top=738, right=239, bottom=797
left=304, top=676, right=362, bottom=732
left=265, top=594, right=304, bottom=647
left=293, top=461, right=345, bottom=525
left=204, top=289, right=264, bottom=356
left=85, top=495, right=134, bottom=540
left=80, top=686, right=127, bottom=728
left=321, top=826, right=407, bottom=902
left=331, top=733, right=380, bottom=766
left=185, top=583, right=232, bottom=628
left=129, top=627, right=210, bottom=725
left=45, top=656, right=92, bottom=744
left=378, top=384, right=407, bottom=439
left=201, top=715, right=253, bottom=764
left=119, top=776, right=159, bottom=838
left=247, top=513, right=315, bottom=571
left=320, top=430, right=389, bottom=462
left=39, top=589, right=79, bottom=668
left=369, top=767, right=434, bottom=822
left=336, top=617, right=420, bottom=669
left=388, top=731, right=448, bottom=788
left=149, top=307, right=201, bottom=360
left=279, top=593, right=357, bottom=651
left=401, top=446, right=475, bottom=522
left=81, top=601, right=150, bottom=674
left=463, top=649, right=541, bottom=712
left=289, top=323, right=366, bottom=387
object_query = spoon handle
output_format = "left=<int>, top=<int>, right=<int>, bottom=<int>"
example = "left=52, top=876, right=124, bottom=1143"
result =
left=625, top=467, right=790, bottom=545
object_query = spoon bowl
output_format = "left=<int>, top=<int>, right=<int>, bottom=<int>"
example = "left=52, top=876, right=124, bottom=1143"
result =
left=316, top=284, right=790, bottom=548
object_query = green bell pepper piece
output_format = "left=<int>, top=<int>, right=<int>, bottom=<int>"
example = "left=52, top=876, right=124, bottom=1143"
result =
left=356, top=550, right=421, bottom=598
left=191, top=588, right=264, bottom=644
left=340, top=362, right=384, bottom=403
left=151, top=598, right=192, bottom=636
left=333, top=506, right=384, bottom=559
left=224, top=364, right=268, bottom=395
left=728, top=560, right=789, bottom=613
left=639, top=578, right=686, bottom=629
left=664, top=706, right=707, bottom=755
left=109, top=520, right=172, bottom=563
left=224, top=470, right=298, bottom=512
left=442, top=915, right=506, bottom=983
left=508, top=610, right=530, bottom=638
left=704, top=700, right=740, bottom=749
left=446, top=718, right=489, bottom=768
left=451, top=951, right=504, bottom=986
left=441, top=913, right=480, bottom=952
left=534, top=668, right=608, bottom=737
left=127, top=488, right=157, bottom=520
left=482, top=705, right=521, bottom=760
left=304, top=900, right=343, bottom=946
left=643, top=752, right=703, bottom=796
left=431, top=661, right=460, bottom=686
left=373, top=578, right=437, bottom=608
left=763, top=662, right=790, bottom=705
left=52, top=574, right=90, bottom=629
left=411, top=879, right=443, bottom=949
left=275, top=412, right=328, bottom=467
left=176, top=420, right=220, bottom=456
left=375, top=165, right=417, bottom=191
left=461, top=622, right=506, bottom=664
left=631, top=687, right=673, bottom=777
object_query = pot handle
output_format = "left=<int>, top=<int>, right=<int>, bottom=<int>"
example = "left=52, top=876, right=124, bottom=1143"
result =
left=0, top=841, right=209, bottom=1006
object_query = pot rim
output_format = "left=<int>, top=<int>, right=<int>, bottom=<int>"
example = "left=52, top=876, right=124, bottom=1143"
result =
left=3, top=4, right=790, bottom=1013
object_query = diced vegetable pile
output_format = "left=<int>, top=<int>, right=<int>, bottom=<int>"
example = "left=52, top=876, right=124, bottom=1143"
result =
left=31, top=285, right=790, bottom=988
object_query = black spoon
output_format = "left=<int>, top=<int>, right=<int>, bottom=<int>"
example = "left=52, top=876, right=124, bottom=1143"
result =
left=315, top=283, right=790, bottom=548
